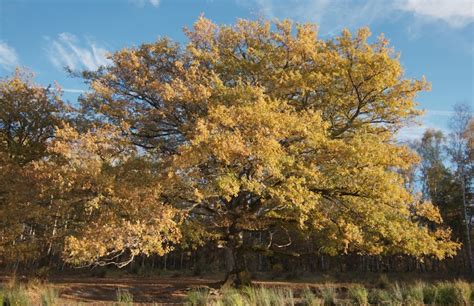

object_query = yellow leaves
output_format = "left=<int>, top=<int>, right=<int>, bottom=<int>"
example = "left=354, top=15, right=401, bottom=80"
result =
left=52, top=123, right=135, bottom=164
left=66, top=16, right=459, bottom=262
left=185, top=16, right=218, bottom=62
left=63, top=209, right=181, bottom=265
left=192, top=119, right=210, bottom=144
left=91, top=79, right=113, bottom=99
left=413, top=201, right=443, bottom=224
left=185, top=15, right=217, bottom=46
left=338, top=220, right=364, bottom=253
left=216, top=173, right=240, bottom=201
left=1, top=69, right=64, bottom=165
left=85, top=195, right=102, bottom=212
left=356, top=27, right=371, bottom=43
left=59, top=154, right=182, bottom=265
left=5, top=119, right=183, bottom=266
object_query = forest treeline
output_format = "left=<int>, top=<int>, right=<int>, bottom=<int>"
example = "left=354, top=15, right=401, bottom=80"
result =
left=0, top=17, right=472, bottom=285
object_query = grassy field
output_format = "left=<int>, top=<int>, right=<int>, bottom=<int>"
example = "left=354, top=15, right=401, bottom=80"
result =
left=185, top=281, right=474, bottom=306
left=1, top=272, right=473, bottom=305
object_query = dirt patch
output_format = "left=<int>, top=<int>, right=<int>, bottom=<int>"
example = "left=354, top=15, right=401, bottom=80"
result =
left=48, top=276, right=217, bottom=304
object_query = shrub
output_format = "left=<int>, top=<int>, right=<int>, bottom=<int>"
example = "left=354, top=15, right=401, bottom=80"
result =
left=255, top=287, right=281, bottom=306
left=271, top=264, right=284, bottom=279
left=402, top=282, right=424, bottom=305
left=116, top=288, right=133, bottom=305
left=40, top=287, right=59, bottom=306
left=389, top=282, right=403, bottom=304
left=368, top=289, right=392, bottom=305
left=90, top=267, right=108, bottom=278
left=422, top=284, right=438, bottom=305
left=435, top=281, right=470, bottom=305
left=4, top=285, right=30, bottom=306
left=277, top=287, right=295, bottom=306
left=453, top=280, right=471, bottom=305
left=302, top=288, right=323, bottom=306
left=220, top=288, right=246, bottom=306
left=240, top=286, right=295, bottom=306
left=185, top=289, right=210, bottom=306
left=348, top=285, right=368, bottom=306
left=320, top=286, right=337, bottom=306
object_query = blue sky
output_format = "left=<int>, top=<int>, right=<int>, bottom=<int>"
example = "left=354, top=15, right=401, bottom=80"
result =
left=0, top=0, right=472, bottom=140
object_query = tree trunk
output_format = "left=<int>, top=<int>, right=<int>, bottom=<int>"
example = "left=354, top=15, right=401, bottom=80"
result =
left=221, top=230, right=252, bottom=287
left=222, top=246, right=251, bottom=287
left=460, top=177, right=474, bottom=272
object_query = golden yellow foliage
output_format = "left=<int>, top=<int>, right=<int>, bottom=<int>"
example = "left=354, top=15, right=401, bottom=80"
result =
left=0, top=72, right=180, bottom=267
left=44, top=123, right=181, bottom=267
left=79, top=17, right=458, bottom=264
left=1, top=18, right=460, bottom=273
left=0, top=70, right=65, bottom=262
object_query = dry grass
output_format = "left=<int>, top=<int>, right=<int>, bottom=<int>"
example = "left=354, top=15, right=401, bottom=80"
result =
left=0, top=274, right=472, bottom=304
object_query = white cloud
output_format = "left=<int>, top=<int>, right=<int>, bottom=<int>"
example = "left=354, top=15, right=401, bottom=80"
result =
left=45, top=33, right=111, bottom=71
left=42, top=86, right=85, bottom=94
left=398, top=123, right=432, bottom=141
left=398, top=0, right=474, bottom=28
left=149, top=0, right=161, bottom=7
left=131, top=0, right=161, bottom=8
left=237, top=0, right=473, bottom=32
left=61, top=88, right=86, bottom=94
left=396, top=108, right=465, bottom=141
left=397, top=120, right=449, bottom=141
left=0, top=41, right=19, bottom=71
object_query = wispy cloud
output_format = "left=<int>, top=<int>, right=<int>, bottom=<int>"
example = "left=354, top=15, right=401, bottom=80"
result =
left=397, top=120, right=448, bottom=141
left=396, top=107, right=474, bottom=141
left=426, top=110, right=456, bottom=117
left=42, top=86, right=85, bottom=94
left=130, top=0, right=161, bottom=8
left=0, top=41, right=19, bottom=71
left=45, top=33, right=111, bottom=71
left=398, top=0, right=474, bottom=28
left=237, top=0, right=473, bottom=33
left=61, top=88, right=86, bottom=94
left=237, top=0, right=396, bottom=34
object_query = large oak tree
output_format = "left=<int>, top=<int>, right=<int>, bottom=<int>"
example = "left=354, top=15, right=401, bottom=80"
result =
left=78, top=17, right=459, bottom=285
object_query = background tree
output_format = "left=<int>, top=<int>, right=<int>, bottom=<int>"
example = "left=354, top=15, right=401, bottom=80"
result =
left=446, top=104, right=473, bottom=271
left=411, top=104, right=473, bottom=272
left=79, top=17, right=459, bottom=286
left=0, top=71, right=181, bottom=270
left=0, top=69, right=64, bottom=164
left=0, top=70, right=65, bottom=266
left=414, top=130, right=464, bottom=258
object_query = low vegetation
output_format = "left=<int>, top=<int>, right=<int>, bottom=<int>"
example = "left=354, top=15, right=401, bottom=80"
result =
left=0, top=279, right=59, bottom=305
left=0, top=277, right=472, bottom=304
left=185, top=280, right=473, bottom=306
left=116, top=288, right=134, bottom=305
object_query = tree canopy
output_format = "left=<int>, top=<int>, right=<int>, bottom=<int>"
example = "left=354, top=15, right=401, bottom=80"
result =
left=0, top=18, right=460, bottom=285
left=77, top=17, right=458, bottom=284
